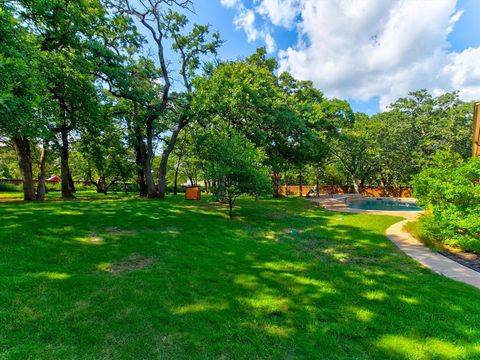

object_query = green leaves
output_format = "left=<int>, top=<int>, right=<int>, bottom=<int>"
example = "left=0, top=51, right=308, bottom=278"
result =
left=330, top=90, right=474, bottom=188
left=0, top=4, right=47, bottom=137
left=199, top=129, right=271, bottom=217
left=413, top=151, right=480, bottom=251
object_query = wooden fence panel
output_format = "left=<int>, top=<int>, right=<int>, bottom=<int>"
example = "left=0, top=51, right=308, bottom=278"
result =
left=278, top=185, right=412, bottom=198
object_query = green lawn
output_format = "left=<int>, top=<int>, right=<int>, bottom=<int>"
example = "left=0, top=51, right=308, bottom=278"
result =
left=1, top=195, right=480, bottom=359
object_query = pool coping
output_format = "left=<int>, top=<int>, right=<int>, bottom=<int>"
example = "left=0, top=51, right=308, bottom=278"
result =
left=307, top=195, right=424, bottom=220
left=347, top=197, right=423, bottom=212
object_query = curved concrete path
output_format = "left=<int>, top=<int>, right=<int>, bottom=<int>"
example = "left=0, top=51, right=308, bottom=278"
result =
left=386, top=220, right=480, bottom=289
left=307, top=197, right=480, bottom=289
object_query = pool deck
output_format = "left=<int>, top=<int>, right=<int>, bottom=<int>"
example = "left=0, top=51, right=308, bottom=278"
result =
left=307, top=195, right=422, bottom=220
left=307, top=195, right=480, bottom=290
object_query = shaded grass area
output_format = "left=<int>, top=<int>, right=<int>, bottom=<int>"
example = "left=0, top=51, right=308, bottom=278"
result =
left=1, top=195, right=480, bottom=359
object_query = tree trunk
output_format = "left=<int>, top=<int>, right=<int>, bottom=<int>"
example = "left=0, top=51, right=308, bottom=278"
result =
left=271, top=171, right=281, bottom=198
left=228, top=196, right=233, bottom=220
left=96, top=175, right=106, bottom=193
left=131, top=106, right=148, bottom=196
left=12, top=137, right=35, bottom=201
left=173, top=156, right=181, bottom=195
left=145, top=119, right=156, bottom=197
left=352, top=174, right=360, bottom=194
left=157, top=115, right=187, bottom=199
left=216, top=176, right=226, bottom=202
left=60, top=126, right=75, bottom=199
left=298, top=169, right=303, bottom=197
left=380, top=176, right=389, bottom=188
left=315, top=175, right=320, bottom=196
left=36, top=140, right=48, bottom=201
left=104, top=178, right=118, bottom=195
left=67, top=166, right=76, bottom=193
left=134, top=138, right=147, bottom=196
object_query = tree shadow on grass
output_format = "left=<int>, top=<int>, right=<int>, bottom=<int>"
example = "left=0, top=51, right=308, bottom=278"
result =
left=1, top=197, right=480, bottom=358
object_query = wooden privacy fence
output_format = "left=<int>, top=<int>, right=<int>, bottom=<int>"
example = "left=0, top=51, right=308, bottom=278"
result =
left=278, top=185, right=412, bottom=198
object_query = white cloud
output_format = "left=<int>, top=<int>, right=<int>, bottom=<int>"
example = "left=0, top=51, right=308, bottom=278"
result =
left=233, top=3, right=276, bottom=53
left=220, top=0, right=239, bottom=8
left=263, top=32, right=276, bottom=54
left=277, top=0, right=479, bottom=109
left=439, top=47, right=480, bottom=100
left=255, top=0, right=300, bottom=28
left=221, top=0, right=480, bottom=110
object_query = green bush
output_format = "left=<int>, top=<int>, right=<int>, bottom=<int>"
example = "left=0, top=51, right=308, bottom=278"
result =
left=73, top=183, right=95, bottom=192
left=412, top=151, right=480, bottom=252
left=0, top=182, right=22, bottom=192
left=108, top=183, right=138, bottom=194
left=45, top=183, right=61, bottom=192
left=166, top=185, right=186, bottom=194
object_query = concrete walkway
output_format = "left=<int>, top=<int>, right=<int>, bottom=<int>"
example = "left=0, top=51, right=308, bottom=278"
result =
left=307, top=196, right=480, bottom=289
left=386, top=220, right=480, bottom=289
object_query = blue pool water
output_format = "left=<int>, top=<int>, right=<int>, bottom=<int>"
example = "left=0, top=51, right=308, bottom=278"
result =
left=347, top=198, right=423, bottom=211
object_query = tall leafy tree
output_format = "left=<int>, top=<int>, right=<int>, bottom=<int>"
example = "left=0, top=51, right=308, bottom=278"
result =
left=105, top=55, right=165, bottom=196
left=330, top=113, right=376, bottom=193
left=193, top=49, right=299, bottom=197
left=109, top=0, right=221, bottom=198
left=14, top=0, right=137, bottom=198
left=279, top=74, right=351, bottom=195
left=75, top=107, right=134, bottom=194
left=200, top=130, right=271, bottom=219
left=0, top=2, right=48, bottom=200
left=389, top=90, right=473, bottom=162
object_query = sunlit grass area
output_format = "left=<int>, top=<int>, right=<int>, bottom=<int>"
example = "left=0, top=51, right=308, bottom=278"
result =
left=1, top=195, right=480, bottom=359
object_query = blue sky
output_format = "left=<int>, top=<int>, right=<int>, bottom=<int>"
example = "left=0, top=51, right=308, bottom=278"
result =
left=180, top=0, right=480, bottom=114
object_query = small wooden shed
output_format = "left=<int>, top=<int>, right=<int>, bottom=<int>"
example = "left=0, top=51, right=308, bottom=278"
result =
left=473, top=101, right=480, bottom=157
left=185, top=186, right=201, bottom=200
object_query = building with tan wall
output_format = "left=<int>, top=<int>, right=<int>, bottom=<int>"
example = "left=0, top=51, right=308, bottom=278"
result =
left=474, top=101, right=480, bottom=157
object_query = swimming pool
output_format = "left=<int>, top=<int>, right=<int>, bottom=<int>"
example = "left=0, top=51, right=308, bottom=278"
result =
left=347, top=198, right=423, bottom=211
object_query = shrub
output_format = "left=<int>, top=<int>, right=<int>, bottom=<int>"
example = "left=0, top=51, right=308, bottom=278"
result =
left=200, top=130, right=272, bottom=219
left=412, top=151, right=480, bottom=252
left=0, top=182, right=21, bottom=192
left=108, top=183, right=138, bottom=194
left=73, top=183, right=96, bottom=192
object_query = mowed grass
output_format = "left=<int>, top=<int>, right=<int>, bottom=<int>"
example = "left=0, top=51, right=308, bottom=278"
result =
left=1, top=195, right=480, bottom=359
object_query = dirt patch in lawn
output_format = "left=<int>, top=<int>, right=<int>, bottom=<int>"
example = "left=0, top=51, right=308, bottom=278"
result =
left=107, top=253, right=156, bottom=274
